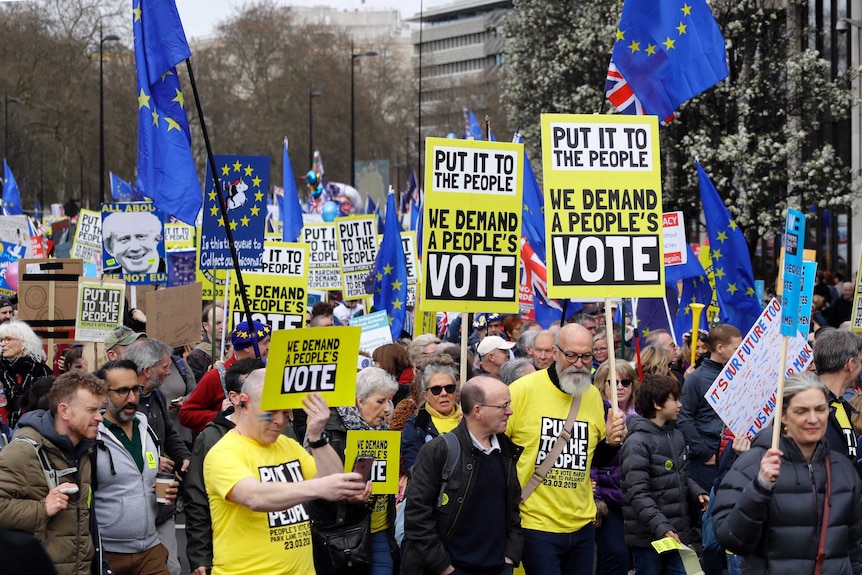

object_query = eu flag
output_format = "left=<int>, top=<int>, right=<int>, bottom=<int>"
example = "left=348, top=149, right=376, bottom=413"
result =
left=610, top=0, right=728, bottom=122
left=110, top=172, right=142, bottom=201
left=370, top=191, right=408, bottom=339
left=636, top=285, right=677, bottom=341
left=698, top=161, right=761, bottom=333
left=2, top=160, right=22, bottom=216
left=463, top=108, right=483, bottom=140
left=281, top=138, right=303, bottom=242
left=134, top=0, right=201, bottom=225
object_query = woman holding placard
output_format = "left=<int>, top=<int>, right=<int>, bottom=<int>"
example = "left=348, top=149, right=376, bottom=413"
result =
left=307, top=366, right=399, bottom=575
left=712, top=372, right=862, bottom=574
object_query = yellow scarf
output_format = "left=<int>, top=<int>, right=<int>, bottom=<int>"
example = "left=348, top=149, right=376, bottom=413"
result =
left=426, top=403, right=462, bottom=434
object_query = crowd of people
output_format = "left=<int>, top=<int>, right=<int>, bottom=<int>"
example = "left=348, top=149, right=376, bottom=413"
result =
left=1, top=293, right=862, bottom=575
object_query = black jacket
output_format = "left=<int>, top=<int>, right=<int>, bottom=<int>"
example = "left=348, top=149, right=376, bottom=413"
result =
left=401, top=406, right=440, bottom=474
left=400, top=419, right=523, bottom=575
left=713, top=429, right=862, bottom=575
left=676, top=357, right=725, bottom=462
left=621, top=415, right=705, bottom=548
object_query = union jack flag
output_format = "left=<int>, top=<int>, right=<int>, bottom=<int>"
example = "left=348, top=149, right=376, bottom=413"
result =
left=605, top=61, right=674, bottom=124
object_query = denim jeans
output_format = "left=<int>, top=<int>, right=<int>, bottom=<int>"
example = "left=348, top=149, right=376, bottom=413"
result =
left=370, top=530, right=393, bottom=575
left=595, top=507, right=630, bottom=575
left=631, top=547, right=686, bottom=575
left=701, top=488, right=726, bottom=575
left=522, top=524, right=595, bottom=575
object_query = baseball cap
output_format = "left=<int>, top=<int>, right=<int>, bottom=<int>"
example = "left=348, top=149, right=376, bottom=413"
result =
left=477, top=335, right=516, bottom=356
left=231, top=321, right=272, bottom=351
left=105, top=325, right=147, bottom=350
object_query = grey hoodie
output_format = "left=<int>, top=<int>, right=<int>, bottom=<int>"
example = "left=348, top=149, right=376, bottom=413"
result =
left=94, top=415, right=160, bottom=554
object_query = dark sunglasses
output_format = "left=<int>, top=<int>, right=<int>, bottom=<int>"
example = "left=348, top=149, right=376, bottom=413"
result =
left=427, top=383, right=457, bottom=396
left=607, top=379, right=633, bottom=388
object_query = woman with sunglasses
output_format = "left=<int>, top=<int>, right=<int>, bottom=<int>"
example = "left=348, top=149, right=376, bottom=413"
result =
left=0, top=320, right=52, bottom=427
left=400, top=361, right=461, bottom=473
left=591, top=359, right=639, bottom=575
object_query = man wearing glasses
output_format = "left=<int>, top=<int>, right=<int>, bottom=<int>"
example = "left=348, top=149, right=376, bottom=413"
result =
left=402, top=376, right=523, bottom=575
left=94, top=359, right=178, bottom=575
left=506, top=323, right=627, bottom=575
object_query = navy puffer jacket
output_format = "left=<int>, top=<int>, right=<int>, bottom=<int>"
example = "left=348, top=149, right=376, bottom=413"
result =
left=713, top=429, right=862, bottom=575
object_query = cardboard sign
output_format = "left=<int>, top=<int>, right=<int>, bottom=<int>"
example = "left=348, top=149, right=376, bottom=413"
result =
left=165, top=223, right=195, bottom=251
left=344, top=430, right=401, bottom=495
left=262, top=327, right=361, bottom=410
left=75, top=278, right=125, bottom=342
left=780, top=209, right=805, bottom=336
left=335, top=215, right=378, bottom=301
left=228, top=241, right=308, bottom=331
left=351, top=310, right=393, bottom=353
left=704, top=298, right=812, bottom=441
left=540, top=115, right=664, bottom=298
left=662, top=211, right=686, bottom=266
left=101, top=202, right=167, bottom=285
left=302, top=223, right=341, bottom=290
left=70, top=210, right=103, bottom=269
left=18, top=259, right=84, bottom=341
left=421, top=138, right=523, bottom=312
left=144, top=282, right=204, bottom=348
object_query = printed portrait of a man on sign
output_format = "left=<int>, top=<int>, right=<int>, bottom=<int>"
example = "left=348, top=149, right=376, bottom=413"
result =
left=101, top=202, right=167, bottom=285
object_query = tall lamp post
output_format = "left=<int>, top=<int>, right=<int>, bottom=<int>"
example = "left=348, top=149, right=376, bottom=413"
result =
left=308, top=90, right=322, bottom=169
left=350, top=40, right=377, bottom=187
left=4, top=93, right=19, bottom=161
left=99, top=26, right=120, bottom=206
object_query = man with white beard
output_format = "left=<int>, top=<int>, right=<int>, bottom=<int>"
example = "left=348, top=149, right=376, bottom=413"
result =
left=506, top=323, right=627, bottom=575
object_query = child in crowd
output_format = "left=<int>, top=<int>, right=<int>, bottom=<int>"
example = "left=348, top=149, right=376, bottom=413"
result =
left=621, top=374, right=709, bottom=575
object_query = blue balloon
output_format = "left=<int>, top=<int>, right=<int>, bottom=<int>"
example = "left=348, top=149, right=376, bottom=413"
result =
left=321, top=201, right=340, bottom=222
left=446, top=132, right=458, bottom=139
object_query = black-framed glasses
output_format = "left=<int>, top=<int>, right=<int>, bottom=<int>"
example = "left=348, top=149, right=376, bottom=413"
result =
left=427, top=383, right=457, bottom=396
left=556, top=345, right=593, bottom=364
left=479, top=401, right=510, bottom=410
left=608, top=379, right=634, bottom=388
left=108, top=385, right=144, bottom=398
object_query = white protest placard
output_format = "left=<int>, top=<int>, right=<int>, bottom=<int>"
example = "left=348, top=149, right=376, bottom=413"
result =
left=336, top=215, right=378, bottom=301
left=262, top=241, right=308, bottom=277
left=302, top=222, right=341, bottom=290
left=662, top=211, right=686, bottom=266
left=75, top=278, right=126, bottom=342
left=70, top=210, right=103, bottom=270
left=704, top=298, right=813, bottom=441
left=0, top=216, right=33, bottom=257
left=351, top=310, right=393, bottom=353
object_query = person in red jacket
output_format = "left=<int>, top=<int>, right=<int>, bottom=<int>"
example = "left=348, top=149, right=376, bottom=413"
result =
left=179, top=321, right=271, bottom=433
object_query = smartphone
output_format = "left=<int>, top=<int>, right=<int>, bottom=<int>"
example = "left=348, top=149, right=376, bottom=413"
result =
left=351, top=455, right=374, bottom=483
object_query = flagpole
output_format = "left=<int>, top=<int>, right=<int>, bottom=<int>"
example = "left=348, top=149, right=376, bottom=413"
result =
left=184, top=59, right=258, bottom=354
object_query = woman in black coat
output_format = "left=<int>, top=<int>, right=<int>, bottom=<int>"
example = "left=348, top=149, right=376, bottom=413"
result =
left=0, top=320, right=52, bottom=427
left=713, top=372, right=862, bottom=575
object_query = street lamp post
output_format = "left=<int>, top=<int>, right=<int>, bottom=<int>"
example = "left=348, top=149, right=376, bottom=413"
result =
left=350, top=40, right=377, bottom=187
left=99, top=26, right=120, bottom=207
left=308, top=90, right=322, bottom=169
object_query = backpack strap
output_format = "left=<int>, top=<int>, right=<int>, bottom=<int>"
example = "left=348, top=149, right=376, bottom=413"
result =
left=13, top=437, right=77, bottom=490
left=436, top=432, right=461, bottom=508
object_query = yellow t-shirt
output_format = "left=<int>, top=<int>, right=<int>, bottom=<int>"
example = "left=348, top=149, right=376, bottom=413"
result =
left=370, top=495, right=388, bottom=533
left=204, top=432, right=318, bottom=575
left=506, top=370, right=605, bottom=533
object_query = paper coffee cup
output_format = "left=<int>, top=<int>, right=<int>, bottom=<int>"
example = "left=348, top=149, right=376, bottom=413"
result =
left=154, top=473, right=173, bottom=504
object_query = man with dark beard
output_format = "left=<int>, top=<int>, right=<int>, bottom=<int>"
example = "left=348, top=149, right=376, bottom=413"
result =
left=506, top=323, right=627, bottom=575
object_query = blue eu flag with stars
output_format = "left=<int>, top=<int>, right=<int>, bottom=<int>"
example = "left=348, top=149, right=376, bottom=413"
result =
left=370, top=191, right=408, bottom=339
left=2, top=160, right=22, bottom=216
left=134, top=0, right=201, bottom=225
left=698, top=161, right=761, bottom=333
left=612, top=0, right=728, bottom=122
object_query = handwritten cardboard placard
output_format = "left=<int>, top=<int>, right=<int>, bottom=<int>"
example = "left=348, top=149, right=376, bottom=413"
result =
left=144, top=282, right=203, bottom=348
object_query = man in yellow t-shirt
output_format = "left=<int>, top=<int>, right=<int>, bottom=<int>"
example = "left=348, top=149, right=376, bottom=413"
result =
left=204, top=369, right=371, bottom=575
left=506, top=323, right=627, bottom=575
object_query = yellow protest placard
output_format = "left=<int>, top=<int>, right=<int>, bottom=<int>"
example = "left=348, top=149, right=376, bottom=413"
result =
left=262, top=326, right=361, bottom=410
left=228, top=240, right=309, bottom=331
left=344, top=430, right=401, bottom=495
left=422, top=138, right=523, bottom=313
left=165, top=223, right=195, bottom=251
left=541, top=114, right=664, bottom=298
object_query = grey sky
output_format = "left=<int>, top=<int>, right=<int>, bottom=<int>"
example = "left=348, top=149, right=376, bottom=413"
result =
left=176, top=0, right=435, bottom=40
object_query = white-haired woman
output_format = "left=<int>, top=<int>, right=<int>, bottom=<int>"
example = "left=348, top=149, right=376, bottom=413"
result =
left=0, top=320, right=52, bottom=426
left=308, top=366, right=399, bottom=575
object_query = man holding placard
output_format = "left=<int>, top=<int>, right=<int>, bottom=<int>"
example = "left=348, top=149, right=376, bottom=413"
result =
left=204, top=370, right=371, bottom=575
left=506, top=324, right=626, bottom=574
